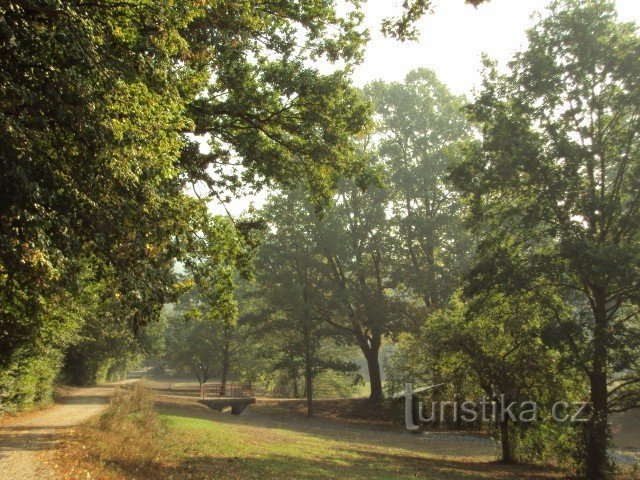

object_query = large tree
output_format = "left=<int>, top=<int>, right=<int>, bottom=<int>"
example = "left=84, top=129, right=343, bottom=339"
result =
left=252, top=191, right=360, bottom=415
left=365, top=69, right=473, bottom=315
left=0, top=0, right=202, bottom=368
left=451, top=1, right=640, bottom=478
left=313, top=177, right=405, bottom=403
left=0, top=0, right=370, bottom=406
left=182, top=213, right=257, bottom=394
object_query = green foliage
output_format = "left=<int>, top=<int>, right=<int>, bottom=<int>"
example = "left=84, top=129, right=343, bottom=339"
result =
left=168, top=213, right=259, bottom=386
left=241, top=197, right=362, bottom=411
left=62, top=265, right=150, bottom=386
left=1, top=0, right=370, bottom=411
left=450, top=1, right=640, bottom=476
left=513, top=422, right=583, bottom=471
left=163, top=306, right=224, bottom=385
left=181, top=0, right=371, bottom=206
left=184, top=214, right=255, bottom=326
left=0, top=0, right=204, bottom=407
left=239, top=68, right=473, bottom=403
left=0, top=276, right=88, bottom=410
left=0, top=345, right=65, bottom=414
left=365, top=69, right=473, bottom=314
left=1, top=0, right=203, bottom=359
left=386, top=290, right=584, bottom=462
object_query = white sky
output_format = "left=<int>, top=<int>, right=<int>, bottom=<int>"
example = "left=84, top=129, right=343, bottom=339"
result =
left=352, top=0, right=640, bottom=94
left=212, top=0, right=640, bottom=215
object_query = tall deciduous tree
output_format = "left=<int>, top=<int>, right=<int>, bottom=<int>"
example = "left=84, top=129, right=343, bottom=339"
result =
left=183, top=213, right=256, bottom=394
left=451, top=1, right=640, bottom=477
left=0, top=0, right=204, bottom=372
left=0, top=0, right=370, bottom=408
left=316, top=178, right=402, bottom=403
left=366, top=69, right=473, bottom=314
left=253, top=191, right=359, bottom=416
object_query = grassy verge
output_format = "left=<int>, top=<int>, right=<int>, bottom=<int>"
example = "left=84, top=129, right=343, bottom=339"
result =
left=53, top=384, right=163, bottom=479
left=53, top=388, right=568, bottom=479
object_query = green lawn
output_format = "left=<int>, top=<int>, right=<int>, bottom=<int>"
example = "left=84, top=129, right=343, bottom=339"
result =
left=149, top=403, right=559, bottom=480
left=163, top=413, right=440, bottom=480
left=56, top=392, right=562, bottom=480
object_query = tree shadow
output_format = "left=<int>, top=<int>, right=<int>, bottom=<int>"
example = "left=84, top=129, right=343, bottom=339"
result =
left=0, top=426, right=65, bottom=459
left=152, top=397, right=560, bottom=479
left=97, top=443, right=560, bottom=480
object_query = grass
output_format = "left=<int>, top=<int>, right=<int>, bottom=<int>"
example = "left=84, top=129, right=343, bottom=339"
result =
left=159, top=412, right=554, bottom=480
left=52, top=388, right=566, bottom=480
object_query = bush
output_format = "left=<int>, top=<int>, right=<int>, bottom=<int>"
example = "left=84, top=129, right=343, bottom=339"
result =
left=0, top=345, right=66, bottom=414
left=513, top=421, right=589, bottom=475
left=53, top=384, right=162, bottom=478
left=99, top=383, right=157, bottom=431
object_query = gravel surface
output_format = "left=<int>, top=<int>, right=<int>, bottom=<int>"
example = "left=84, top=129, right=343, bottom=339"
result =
left=0, top=379, right=138, bottom=480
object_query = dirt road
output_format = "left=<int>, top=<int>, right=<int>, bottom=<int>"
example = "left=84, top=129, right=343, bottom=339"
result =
left=0, top=380, right=137, bottom=480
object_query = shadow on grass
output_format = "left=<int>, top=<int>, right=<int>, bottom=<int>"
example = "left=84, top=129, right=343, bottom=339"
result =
left=150, top=398, right=560, bottom=480
left=157, top=398, right=490, bottom=452
left=96, top=441, right=559, bottom=480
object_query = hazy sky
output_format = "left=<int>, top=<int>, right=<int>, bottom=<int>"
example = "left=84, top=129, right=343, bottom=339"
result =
left=353, top=0, right=640, bottom=93
left=212, top=0, right=640, bottom=215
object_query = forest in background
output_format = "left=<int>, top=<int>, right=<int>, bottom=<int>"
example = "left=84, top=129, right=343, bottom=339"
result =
left=1, top=1, right=639, bottom=479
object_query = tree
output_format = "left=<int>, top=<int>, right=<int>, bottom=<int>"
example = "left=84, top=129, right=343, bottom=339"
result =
left=307, top=71, right=473, bottom=401
left=62, top=262, right=147, bottom=386
left=1, top=0, right=371, bottom=409
left=251, top=66, right=476, bottom=402
left=365, top=69, right=473, bottom=315
left=0, top=1, right=204, bottom=389
left=450, top=1, right=640, bottom=477
left=251, top=191, right=360, bottom=416
left=182, top=213, right=256, bottom=394
left=313, top=177, right=403, bottom=403
left=428, top=291, right=577, bottom=463
left=164, top=305, right=222, bottom=387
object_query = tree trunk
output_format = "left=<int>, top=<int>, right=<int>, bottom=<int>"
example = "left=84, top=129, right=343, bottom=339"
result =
left=292, top=377, right=299, bottom=398
left=220, top=331, right=230, bottom=396
left=499, top=420, right=514, bottom=464
left=586, top=287, right=612, bottom=480
left=422, top=240, right=437, bottom=310
left=363, top=341, right=383, bottom=403
left=303, top=326, right=314, bottom=417
left=305, top=363, right=313, bottom=418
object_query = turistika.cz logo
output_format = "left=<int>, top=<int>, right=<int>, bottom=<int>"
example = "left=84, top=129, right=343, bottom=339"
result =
left=393, top=383, right=591, bottom=432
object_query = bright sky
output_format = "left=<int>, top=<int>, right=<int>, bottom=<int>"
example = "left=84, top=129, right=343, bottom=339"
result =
left=212, top=0, right=640, bottom=216
left=353, top=0, right=640, bottom=94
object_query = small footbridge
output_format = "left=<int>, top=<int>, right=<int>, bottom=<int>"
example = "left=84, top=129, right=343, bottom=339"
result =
left=197, top=382, right=256, bottom=415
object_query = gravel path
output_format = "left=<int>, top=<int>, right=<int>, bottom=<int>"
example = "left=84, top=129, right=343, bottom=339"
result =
left=0, top=380, right=138, bottom=480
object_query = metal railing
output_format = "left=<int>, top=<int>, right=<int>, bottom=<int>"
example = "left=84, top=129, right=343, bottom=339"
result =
left=199, top=382, right=253, bottom=399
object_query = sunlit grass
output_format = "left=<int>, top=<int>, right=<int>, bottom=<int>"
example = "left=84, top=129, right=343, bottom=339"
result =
left=156, top=410, right=557, bottom=480
left=55, top=391, right=563, bottom=480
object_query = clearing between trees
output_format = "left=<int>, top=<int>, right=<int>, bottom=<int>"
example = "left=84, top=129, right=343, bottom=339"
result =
left=51, top=384, right=565, bottom=480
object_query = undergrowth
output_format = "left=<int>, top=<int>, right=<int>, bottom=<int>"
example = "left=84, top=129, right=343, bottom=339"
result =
left=55, top=383, right=164, bottom=479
